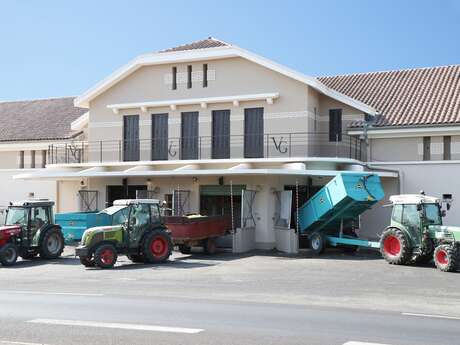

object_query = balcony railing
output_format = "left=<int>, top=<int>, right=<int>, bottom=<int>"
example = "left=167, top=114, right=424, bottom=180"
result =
left=48, top=132, right=365, bottom=165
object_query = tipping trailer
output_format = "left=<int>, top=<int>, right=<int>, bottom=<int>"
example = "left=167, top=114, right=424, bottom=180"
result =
left=298, top=173, right=385, bottom=254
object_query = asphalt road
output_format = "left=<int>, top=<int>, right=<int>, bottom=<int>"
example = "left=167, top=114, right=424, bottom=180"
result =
left=0, top=247, right=459, bottom=345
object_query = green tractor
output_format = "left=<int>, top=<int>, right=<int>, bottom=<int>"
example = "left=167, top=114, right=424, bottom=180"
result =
left=380, top=193, right=460, bottom=272
left=75, top=199, right=172, bottom=269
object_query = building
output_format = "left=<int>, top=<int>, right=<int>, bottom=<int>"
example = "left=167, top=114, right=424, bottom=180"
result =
left=12, top=38, right=460, bottom=253
left=0, top=97, right=86, bottom=221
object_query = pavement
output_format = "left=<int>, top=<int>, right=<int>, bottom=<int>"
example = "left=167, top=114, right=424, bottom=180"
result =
left=0, top=245, right=459, bottom=345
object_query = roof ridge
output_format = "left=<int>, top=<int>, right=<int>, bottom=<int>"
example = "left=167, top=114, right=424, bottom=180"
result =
left=158, top=37, right=230, bottom=53
left=0, top=95, right=77, bottom=104
left=318, top=64, right=460, bottom=79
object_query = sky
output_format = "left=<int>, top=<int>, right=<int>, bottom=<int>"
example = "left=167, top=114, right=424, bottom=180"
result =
left=0, top=0, right=459, bottom=101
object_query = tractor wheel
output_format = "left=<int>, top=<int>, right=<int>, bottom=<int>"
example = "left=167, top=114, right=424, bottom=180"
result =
left=310, top=232, right=326, bottom=255
left=39, top=227, right=65, bottom=259
left=127, top=254, right=145, bottom=263
left=380, top=228, right=412, bottom=265
left=94, top=244, right=118, bottom=269
left=143, top=229, right=172, bottom=264
left=178, top=245, right=192, bottom=255
left=79, top=256, right=95, bottom=268
left=0, top=243, right=19, bottom=266
left=21, top=251, right=38, bottom=260
left=433, top=245, right=459, bottom=272
left=203, top=238, right=217, bottom=255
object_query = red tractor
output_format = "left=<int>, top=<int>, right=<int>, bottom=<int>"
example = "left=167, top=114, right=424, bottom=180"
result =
left=0, top=200, right=65, bottom=266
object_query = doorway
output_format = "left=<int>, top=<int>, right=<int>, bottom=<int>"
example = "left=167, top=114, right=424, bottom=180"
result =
left=106, top=185, right=147, bottom=207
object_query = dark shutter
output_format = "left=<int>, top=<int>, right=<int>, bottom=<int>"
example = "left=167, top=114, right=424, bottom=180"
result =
left=203, top=64, right=208, bottom=87
left=329, top=109, right=342, bottom=142
left=444, top=136, right=451, bottom=160
left=172, top=67, right=177, bottom=90
left=181, top=112, right=199, bottom=159
left=212, top=110, right=230, bottom=159
left=187, top=65, right=192, bottom=89
left=152, top=113, right=168, bottom=160
left=423, top=136, right=431, bottom=161
left=244, top=108, right=264, bottom=158
left=123, top=115, right=140, bottom=161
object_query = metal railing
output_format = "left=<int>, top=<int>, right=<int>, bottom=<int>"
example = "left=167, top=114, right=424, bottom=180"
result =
left=48, top=132, right=365, bottom=164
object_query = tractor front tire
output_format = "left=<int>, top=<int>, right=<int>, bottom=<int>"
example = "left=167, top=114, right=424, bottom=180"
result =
left=310, top=232, right=326, bottom=255
left=380, top=228, right=412, bottom=265
left=0, top=243, right=19, bottom=266
left=433, top=245, right=459, bottom=272
left=39, top=228, right=65, bottom=259
left=144, top=229, right=172, bottom=264
left=94, top=244, right=118, bottom=269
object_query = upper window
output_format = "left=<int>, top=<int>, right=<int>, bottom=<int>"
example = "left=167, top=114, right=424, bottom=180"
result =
left=203, top=64, right=208, bottom=87
left=329, top=109, right=342, bottom=142
left=172, top=67, right=177, bottom=90
left=423, top=136, right=431, bottom=161
left=187, top=65, right=192, bottom=89
left=443, top=136, right=451, bottom=160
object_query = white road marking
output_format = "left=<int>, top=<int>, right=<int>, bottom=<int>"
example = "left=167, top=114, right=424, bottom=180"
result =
left=8, top=291, right=103, bottom=297
left=27, top=319, right=204, bottom=334
left=402, top=312, right=460, bottom=321
left=343, top=342, right=393, bottom=345
left=0, top=341, right=50, bottom=345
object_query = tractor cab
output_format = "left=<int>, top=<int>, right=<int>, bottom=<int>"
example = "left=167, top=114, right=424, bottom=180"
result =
left=0, top=199, right=65, bottom=266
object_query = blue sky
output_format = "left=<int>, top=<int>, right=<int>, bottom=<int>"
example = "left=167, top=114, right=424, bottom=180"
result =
left=0, top=0, right=459, bottom=101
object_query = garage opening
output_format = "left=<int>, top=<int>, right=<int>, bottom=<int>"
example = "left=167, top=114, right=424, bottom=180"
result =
left=106, top=185, right=147, bottom=207
left=199, top=185, right=245, bottom=228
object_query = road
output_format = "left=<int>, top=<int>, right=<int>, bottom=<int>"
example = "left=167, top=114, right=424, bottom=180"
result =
left=0, top=248, right=459, bottom=345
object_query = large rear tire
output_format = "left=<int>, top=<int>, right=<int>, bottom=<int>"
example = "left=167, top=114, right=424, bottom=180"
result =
left=433, top=244, right=459, bottom=272
left=0, top=243, right=19, bottom=266
left=380, top=228, right=412, bottom=265
left=143, top=229, right=172, bottom=264
left=39, top=228, right=65, bottom=259
left=94, top=244, right=118, bottom=269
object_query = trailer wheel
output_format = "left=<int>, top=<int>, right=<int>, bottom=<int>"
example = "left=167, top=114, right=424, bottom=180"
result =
left=144, top=229, right=172, bottom=263
left=310, top=232, right=326, bottom=255
left=433, top=245, right=459, bottom=272
left=94, top=244, right=117, bottom=269
left=380, top=228, right=411, bottom=265
left=0, top=243, right=19, bottom=266
left=39, top=227, right=65, bottom=259
left=178, top=245, right=192, bottom=255
left=203, top=238, right=217, bottom=255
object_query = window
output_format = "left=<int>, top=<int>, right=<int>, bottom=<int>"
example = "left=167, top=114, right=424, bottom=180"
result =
left=172, top=67, right=177, bottom=90
left=5, top=207, right=28, bottom=226
left=313, top=107, right=317, bottom=132
left=424, top=204, right=442, bottom=225
left=402, top=204, right=420, bottom=228
left=163, top=194, right=173, bottom=216
left=392, top=204, right=403, bottom=223
left=30, top=206, right=50, bottom=232
left=150, top=204, right=160, bottom=222
left=423, top=136, right=431, bottom=161
left=30, top=150, right=36, bottom=169
left=329, top=109, right=342, bottom=142
left=19, top=151, right=24, bottom=169
left=130, top=203, right=150, bottom=227
left=187, top=65, right=192, bottom=89
left=203, top=64, right=208, bottom=87
left=443, top=136, right=451, bottom=160
left=41, top=150, right=47, bottom=168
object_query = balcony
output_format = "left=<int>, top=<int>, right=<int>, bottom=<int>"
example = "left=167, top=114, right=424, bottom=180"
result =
left=47, top=132, right=365, bottom=165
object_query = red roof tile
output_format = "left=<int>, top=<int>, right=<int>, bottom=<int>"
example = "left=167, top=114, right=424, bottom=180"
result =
left=159, top=38, right=228, bottom=53
left=318, top=65, right=460, bottom=127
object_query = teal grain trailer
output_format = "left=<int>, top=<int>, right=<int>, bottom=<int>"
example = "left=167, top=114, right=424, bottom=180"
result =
left=298, top=173, right=384, bottom=254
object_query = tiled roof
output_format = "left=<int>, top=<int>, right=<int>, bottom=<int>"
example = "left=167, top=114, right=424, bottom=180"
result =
left=0, top=97, right=86, bottom=142
left=318, top=65, right=460, bottom=128
left=159, top=37, right=228, bottom=53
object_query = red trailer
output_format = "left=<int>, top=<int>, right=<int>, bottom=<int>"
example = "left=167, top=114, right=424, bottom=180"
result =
left=164, top=215, right=231, bottom=255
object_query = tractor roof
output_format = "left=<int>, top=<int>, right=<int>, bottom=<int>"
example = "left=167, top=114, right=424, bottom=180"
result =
left=389, top=194, right=439, bottom=205
left=113, top=199, right=160, bottom=206
left=9, top=199, right=55, bottom=207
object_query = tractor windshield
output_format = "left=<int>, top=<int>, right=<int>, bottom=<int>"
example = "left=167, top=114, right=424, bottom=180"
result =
left=5, top=207, right=28, bottom=226
left=424, top=204, right=442, bottom=225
